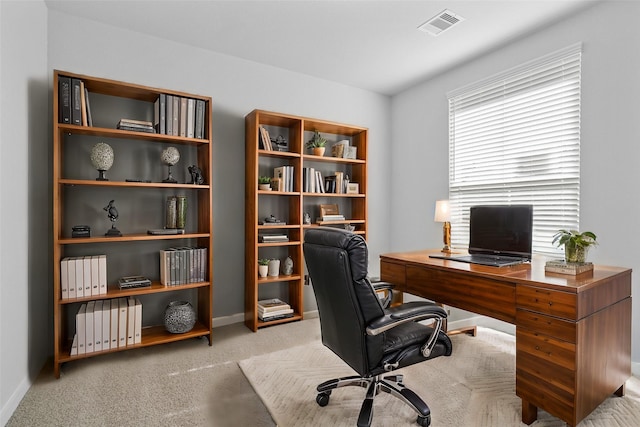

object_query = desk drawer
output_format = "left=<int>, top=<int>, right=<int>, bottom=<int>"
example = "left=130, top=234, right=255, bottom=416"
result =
left=517, top=366, right=575, bottom=425
left=516, top=328, right=576, bottom=370
left=516, top=310, right=576, bottom=343
left=380, top=260, right=406, bottom=290
left=517, top=285, right=576, bottom=320
left=406, top=266, right=515, bottom=323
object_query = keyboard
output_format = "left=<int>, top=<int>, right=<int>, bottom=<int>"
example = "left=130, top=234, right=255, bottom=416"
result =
left=429, top=253, right=526, bottom=267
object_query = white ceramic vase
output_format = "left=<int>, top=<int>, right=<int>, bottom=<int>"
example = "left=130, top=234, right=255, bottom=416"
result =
left=268, top=259, right=280, bottom=277
left=258, top=265, right=268, bottom=278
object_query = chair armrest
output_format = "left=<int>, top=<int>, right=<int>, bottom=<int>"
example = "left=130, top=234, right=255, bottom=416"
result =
left=371, top=281, right=394, bottom=292
left=366, top=302, right=447, bottom=336
left=371, top=281, right=394, bottom=308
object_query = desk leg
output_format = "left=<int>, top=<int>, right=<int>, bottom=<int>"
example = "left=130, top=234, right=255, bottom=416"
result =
left=615, top=384, right=625, bottom=397
left=437, top=304, right=477, bottom=336
left=521, top=401, right=538, bottom=425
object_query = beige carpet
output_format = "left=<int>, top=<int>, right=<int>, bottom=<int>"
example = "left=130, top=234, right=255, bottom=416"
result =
left=239, top=327, right=640, bottom=427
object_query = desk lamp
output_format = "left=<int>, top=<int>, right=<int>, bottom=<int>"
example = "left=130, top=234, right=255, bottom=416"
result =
left=434, top=200, right=452, bottom=253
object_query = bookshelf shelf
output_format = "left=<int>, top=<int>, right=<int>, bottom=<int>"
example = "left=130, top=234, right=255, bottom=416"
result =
left=245, top=109, right=368, bottom=332
left=52, top=70, right=214, bottom=378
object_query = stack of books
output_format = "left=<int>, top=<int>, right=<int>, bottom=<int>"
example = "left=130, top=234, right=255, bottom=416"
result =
left=117, top=275, right=151, bottom=289
left=318, top=214, right=345, bottom=222
left=545, top=259, right=594, bottom=275
left=257, top=298, right=294, bottom=321
left=117, top=118, right=155, bottom=133
left=258, top=234, right=289, bottom=243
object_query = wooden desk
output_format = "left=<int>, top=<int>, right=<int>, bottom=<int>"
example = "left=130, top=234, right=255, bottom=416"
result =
left=380, top=250, right=631, bottom=427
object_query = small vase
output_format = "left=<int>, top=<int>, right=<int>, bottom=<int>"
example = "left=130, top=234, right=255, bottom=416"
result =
left=259, top=184, right=271, bottom=191
left=163, top=301, right=196, bottom=334
left=258, top=264, right=268, bottom=278
left=313, top=147, right=326, bottom=156
left=176, top=196, right=187, bottom=229
left=268, top=259, right=280, bottom=277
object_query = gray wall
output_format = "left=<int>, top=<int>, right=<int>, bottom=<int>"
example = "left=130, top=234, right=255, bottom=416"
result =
left=0, top=1, right=50, bottom=424
left=391, top=0, right=640, bottom=367
left=1, top=3, right=392, bottom=422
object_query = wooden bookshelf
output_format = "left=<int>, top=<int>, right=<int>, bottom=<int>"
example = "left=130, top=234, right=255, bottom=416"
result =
left=52, top=70, right=213, bottom=378
left=244, top=109, right=368, bottom=331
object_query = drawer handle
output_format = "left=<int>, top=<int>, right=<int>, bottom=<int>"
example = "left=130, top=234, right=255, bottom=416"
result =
left=549, top=301, right=553, bottom=306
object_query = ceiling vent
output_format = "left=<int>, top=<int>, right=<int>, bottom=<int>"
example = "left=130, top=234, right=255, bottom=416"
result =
left=418, top=9, right=465, bottom=36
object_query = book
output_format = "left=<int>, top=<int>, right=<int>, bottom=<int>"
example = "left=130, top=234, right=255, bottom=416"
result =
left=75, top=257, right=84, bottom=298
left=71, top=78, right=82, bottom=125
left=110, top=298, right=119, bottom=348
left=172, top=96, right=179, bottom=136
left=258, top=234, right=289, bottom=243
left=134, top=298, right=142, bottom=344
left=545, top=259, right=593, bottom=275
left=195, top=99, right=205, bottom=139
left=154, top=94, right=166, bottom=134
left=259, top=312, right=295, bottom=322
left=259, top=308, right=294, bottom=318
left=60, top=257, right=69, bottom=300
left=68, top=257, right=77, bottom=298
left=90, top=255, right=99, bottom=296
left=102, top=300, right=111, bottom=351
left=166, top=94, right=173, bottom=136
left=118, top=298, right=128, bottom=348
left=82, top=256, right=92, bottom=296
left=127, top=298, right=136, bottom=345
left=179, top=97, right=188, bottom=137
left=94, top=300, right=103, bottom=352
left=80, top=81, right=88, bottom=126
left=70, top=334, right=78, bottom=356
left=147, top=228, right=186, bottom=235
left=76, top=303, right=87, bottom=355
left=84, top=86, right=93, bottom=126
left=98, top=255, right=107, bottom=295
left=257, top=298, right=291, bottom=313
left=85, top=301, right=95, bottom=353
left=118, top=275, right=151, bottom=289
left=58, top=76, right=71, bottom=124
left=187, top=98, right=195, bottom=138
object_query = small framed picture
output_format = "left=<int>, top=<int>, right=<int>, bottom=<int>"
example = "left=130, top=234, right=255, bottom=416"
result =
left=270, top=177, right=282, bottom=192
left=346, top=183, right=359, bottom=194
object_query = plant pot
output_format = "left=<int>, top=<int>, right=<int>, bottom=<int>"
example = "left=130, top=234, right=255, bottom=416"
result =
left=268, top=259, right=280, bottom=277
left=258, top=184, right=271, bottom=191
left=258, top=264, right=268, bottom=278
left=565, top=245, right=588, bottom=263
left=313, top=147, right=325, bottom=156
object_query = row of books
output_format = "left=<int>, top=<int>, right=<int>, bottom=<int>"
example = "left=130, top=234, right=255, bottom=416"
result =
left=159, top=247, right=208, bottom=286
left=303, top=167, right=326, bottom=193
left=60, top=255, right=107, bottom=300
left=70, top=297, right=141, bottom=356
left=154, top=94, right=206, bottom=139
left=58, top=76, right=93, bottom=126
left=274, top=166, right=295, bottom=192
left=258, top=126, right=287, bottom=151
left=257, top=298, right=294, bottom=321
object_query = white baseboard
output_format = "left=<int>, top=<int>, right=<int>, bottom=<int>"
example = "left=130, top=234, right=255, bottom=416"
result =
left=212, top=310, right=319, bottom=329
left=1, top=376, right=31, bottom=426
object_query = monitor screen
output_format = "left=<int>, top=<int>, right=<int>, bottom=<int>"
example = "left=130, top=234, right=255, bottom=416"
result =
left=468, top=205, right=533, bottom=259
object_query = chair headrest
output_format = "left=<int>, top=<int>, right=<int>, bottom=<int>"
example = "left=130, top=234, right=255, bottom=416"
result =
left=304, top=227, right=368, bottom=281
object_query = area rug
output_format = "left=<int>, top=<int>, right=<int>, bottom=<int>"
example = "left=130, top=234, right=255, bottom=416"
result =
left=239, top=327, right=640, bottom=426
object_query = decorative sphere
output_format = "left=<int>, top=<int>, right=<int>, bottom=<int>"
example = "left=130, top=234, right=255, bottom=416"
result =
left=161, top=146, right=180, bottom=166
left=163, top=301, right=196, bottom=334
left=90, top=142, right=114, bottom=171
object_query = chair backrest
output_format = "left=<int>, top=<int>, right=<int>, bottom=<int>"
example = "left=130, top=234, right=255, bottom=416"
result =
left=303, top=227, right=385, bottom=375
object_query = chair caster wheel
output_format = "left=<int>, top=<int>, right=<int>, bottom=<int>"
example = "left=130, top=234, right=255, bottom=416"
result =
left=417, top=414, right=431, bottom=426
left=316, top=392, right=331, bottom=407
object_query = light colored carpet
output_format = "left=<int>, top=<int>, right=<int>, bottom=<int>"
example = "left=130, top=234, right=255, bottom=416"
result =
left=239, top=327, right=640, bottom=427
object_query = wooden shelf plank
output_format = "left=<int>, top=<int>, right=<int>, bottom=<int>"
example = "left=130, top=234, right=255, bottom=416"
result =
left=58, top=282, right=211, bottom=304
left=59, top=178, right=210, bottom=189
left=57, top=232, right=210, bottom=245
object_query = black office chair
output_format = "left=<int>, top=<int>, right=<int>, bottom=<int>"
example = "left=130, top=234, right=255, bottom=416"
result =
left=303, top=228, right=452, bottom=427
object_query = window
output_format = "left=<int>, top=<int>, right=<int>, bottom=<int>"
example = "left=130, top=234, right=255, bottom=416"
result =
left=447, top=44, right=582, bottom=255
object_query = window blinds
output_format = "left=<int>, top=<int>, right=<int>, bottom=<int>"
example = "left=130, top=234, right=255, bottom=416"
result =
left=447, top=44, right=582, bottom=255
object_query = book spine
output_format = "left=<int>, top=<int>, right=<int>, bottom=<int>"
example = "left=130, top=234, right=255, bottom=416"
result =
left=102, top=300, right=111, bottom=351
left=71, top=78, right=82, bottom=125
left=166, top=95, right=173, bottom=136
left=187, top=98, right=195, bottom=138
left=58, top=76, right=72, bottom=124
left=195, top=99, right=205, bottom=139
left=94, top=300, right=103, bottom=352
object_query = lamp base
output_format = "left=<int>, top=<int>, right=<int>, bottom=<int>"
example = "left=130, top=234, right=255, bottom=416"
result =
left=441, top=246, right=452, bottom=254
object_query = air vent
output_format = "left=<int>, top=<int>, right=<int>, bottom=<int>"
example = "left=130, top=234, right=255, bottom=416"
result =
left=418, top=9, right=465, bottom=36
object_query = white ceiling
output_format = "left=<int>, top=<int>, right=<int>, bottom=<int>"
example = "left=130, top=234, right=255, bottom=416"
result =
left=44, top=0, right=599, bottom=95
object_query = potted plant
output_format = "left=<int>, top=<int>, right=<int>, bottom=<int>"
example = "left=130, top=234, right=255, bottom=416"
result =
left=258, top=176, right=272, bottom=191
left=306, top=130, right=327, bottom=156
left=552, top=229, right=597, bottom=263
left=258, top=259, right=269, bottom=278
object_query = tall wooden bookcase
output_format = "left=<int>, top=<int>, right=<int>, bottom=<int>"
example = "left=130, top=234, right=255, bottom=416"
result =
left=244, top=109, right=368, bottom=331
left=52, top=70, right=213, bottom=378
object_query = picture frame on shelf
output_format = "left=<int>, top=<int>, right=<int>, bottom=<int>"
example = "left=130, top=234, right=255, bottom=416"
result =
left=270, top=177, right=282, bottom=192
left=320, top=204, right=339, bottom=217
left=346, top=183, right=359, bottom=194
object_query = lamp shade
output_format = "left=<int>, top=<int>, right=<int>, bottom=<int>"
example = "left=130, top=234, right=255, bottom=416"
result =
left=434, top=200, right=451, bottom=222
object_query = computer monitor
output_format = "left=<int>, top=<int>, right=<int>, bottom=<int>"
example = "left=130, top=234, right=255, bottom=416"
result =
left=468, top=205, right=533, bottom=260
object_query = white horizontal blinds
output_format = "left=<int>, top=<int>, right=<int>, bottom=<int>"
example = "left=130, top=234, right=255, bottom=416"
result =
left=448, top=44, right=582, bottom=255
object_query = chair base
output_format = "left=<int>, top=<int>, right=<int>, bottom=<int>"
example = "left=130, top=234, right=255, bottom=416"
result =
left=316, top=374, right=431, bottom=427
